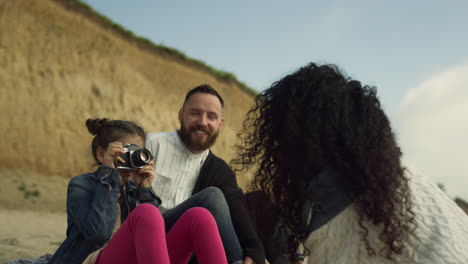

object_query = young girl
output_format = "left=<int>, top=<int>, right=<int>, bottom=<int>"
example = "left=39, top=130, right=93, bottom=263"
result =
left=48, top=118, right=227, bottom=264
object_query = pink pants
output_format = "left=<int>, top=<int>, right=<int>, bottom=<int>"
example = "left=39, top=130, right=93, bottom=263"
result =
left=96, top=204, right=227, bottom=264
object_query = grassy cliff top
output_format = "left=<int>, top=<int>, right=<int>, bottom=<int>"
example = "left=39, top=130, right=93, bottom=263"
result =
left=51, top=0, right=257, bottom=96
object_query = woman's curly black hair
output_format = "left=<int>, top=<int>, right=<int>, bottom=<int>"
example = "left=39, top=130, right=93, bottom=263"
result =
left=233, top=63, right=417, bottom=261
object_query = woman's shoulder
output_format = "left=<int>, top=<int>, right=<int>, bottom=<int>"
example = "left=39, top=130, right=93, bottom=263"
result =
left=405, top=168, right=467, bottom=219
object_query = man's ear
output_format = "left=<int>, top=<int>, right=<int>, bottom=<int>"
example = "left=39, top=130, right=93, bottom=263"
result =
left=96, top=146, right=105, bottom=164
left=219, top=116, right=225, bottom=129
left=178, top=108, right=183, bottom=123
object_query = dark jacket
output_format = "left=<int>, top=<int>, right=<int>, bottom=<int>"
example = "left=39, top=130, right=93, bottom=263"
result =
left=193, top=151, right=265, bottom=264
left=48, top=166, right=161, bottom=264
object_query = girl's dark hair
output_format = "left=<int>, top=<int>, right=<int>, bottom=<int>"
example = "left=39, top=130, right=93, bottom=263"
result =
left=86, top=118, right=146, bottom=164
left=233, top=63, right=417, bottom=261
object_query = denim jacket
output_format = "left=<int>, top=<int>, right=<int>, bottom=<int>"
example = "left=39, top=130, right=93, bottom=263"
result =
left=48, top=166, right=161, bottom=264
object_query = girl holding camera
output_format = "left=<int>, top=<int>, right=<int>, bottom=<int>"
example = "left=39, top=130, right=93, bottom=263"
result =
left=48, top=118, right=227, bottom=264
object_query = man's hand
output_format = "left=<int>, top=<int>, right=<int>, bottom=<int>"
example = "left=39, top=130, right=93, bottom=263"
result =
left=244, top=256, right=256, bottom=264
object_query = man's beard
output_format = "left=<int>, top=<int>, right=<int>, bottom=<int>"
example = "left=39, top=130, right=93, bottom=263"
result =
left=178, top=122, right=219, bottom=153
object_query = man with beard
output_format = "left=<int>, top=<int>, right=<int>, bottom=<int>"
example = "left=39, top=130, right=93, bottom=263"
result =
left=146, top=84, right=265, bottom=264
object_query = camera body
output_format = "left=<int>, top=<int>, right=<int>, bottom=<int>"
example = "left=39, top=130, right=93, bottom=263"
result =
left=115, top=144, right=152, bottom=171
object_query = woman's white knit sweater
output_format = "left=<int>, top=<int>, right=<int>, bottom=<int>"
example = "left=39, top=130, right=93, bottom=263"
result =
left=304, top=170, right=468, bottom=264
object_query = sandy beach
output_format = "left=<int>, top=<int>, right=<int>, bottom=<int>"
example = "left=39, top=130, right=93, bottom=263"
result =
left=0, top=169, right=69, bottom=263
left=0, top=209, right=65, bottom=263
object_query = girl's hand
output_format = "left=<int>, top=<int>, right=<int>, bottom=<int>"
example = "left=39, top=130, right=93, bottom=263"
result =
left=134, top=160, right=155, bottom=188
left=102, top=142, right=126, bottom=168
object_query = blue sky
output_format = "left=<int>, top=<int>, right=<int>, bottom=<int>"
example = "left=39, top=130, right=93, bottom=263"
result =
left=82, top=0, right=468, bottom=200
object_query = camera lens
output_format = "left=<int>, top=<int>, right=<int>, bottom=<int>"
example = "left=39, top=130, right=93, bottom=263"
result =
left=131, top=148, right=152, bottom=167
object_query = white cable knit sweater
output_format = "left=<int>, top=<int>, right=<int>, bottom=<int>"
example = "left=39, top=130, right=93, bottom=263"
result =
left=304, top=170, right=468, bottom=264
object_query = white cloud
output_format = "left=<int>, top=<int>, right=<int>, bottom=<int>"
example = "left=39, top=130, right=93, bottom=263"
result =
left=393, top=64, right=468, bottom=201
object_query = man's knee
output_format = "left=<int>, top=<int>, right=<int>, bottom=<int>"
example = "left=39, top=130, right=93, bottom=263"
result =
left=197, top=187, right=229, bottom=213
left=200, top=186, right=224, bottom=199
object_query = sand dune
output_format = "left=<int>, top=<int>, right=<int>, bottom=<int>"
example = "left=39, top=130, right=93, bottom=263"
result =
left=0, top=0, right=254, bottom=261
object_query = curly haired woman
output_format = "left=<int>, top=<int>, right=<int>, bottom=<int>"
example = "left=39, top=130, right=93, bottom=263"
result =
left=233, top=63, right=468, bottom=264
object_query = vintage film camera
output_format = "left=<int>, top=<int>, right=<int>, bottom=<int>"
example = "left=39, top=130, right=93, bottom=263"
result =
left=115, top=144, right=152, bottom=171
